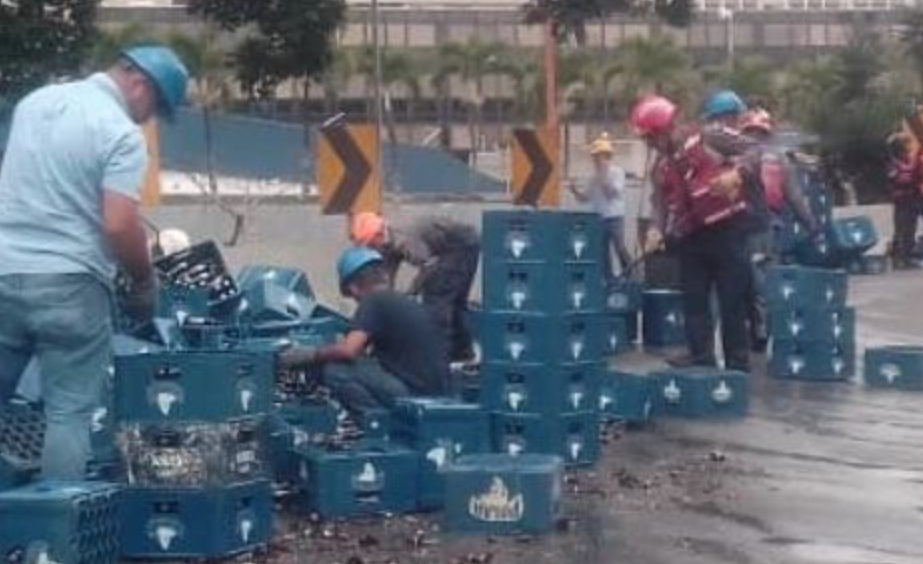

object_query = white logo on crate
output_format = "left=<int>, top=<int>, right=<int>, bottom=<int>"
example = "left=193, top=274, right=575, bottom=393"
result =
left=825, top=287, right=836, bottom=303
left=506, top=441, right=525, bottom=456
left=510, top=289, right=527, bottom=310
left=508, top=341, right=526, bottom=361
left=572, top=236, right=587, bottom=259
left=239, top=517, right=254, bottom=543
left=569, top=439, right=583, bottom=461
left=240, top=389, right=254, bottom=412
left=712, top=381, right=733, bottom=404
left=508, top=236, right=529, bottom=259
left=153, top=523, right=179, bottom=551
left=570, top=338, right=585, bottom=361
left=26, top=544, right=61, bottom=564
left=782, top=283, right=795, bottom=301
left=788, top=320, right=803, bottom=338
left=572, top=289, right=586, bottom=309
left=663, top=380, right=682, bottom=403
left=469, top=477, right=525, bottom=523
left=789, top=356, right=806, bottom=375
left=155, top=391, right=179, bottom=416
left=507, top=390, right=525, bottom=411
left=832, top=357, right=845, bottom=375
left=609, top=332, right=619, bottom=352
left=356, top=463, right=381, bottom=485
left=666, top=312, right=680, bottom=326
left=850, top=228, right=863, bottom=243
left=91, top=408, right=108, bottom=433
left=427, top=446, right=448, bottom=469
left=570, top=390, right=584, bottom=409
left=643, top=400, right=653, bottom=420
left=881, top=363, right=902, bottom=384
left=599, top=392, right=613, bottom=411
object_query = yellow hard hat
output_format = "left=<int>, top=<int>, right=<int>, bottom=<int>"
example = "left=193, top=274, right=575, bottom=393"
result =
left=589, top=132, right=615, bottom=156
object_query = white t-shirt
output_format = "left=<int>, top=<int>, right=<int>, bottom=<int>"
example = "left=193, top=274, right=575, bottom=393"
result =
left=585, top=164, right=626, bottom=219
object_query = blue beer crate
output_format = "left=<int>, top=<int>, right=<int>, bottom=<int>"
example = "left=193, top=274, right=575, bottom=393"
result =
left=0, top=481, right=120, bottom=564
left=119, top=480, right=273, bottom=559
left=482, top=261, right=604, bottom=314
left=828, top=216, right=878, bottom=258
left=768, top=340, right=855, bottom=381
left=157, top=286, right=212, bottom=321
left=391, top=398, right=491, bottom=510
left=480, top=362, right=602, bottom=415
left=764, top=266, right=848, bottom=310
left=864, top=346, right=923, bottom=391
left=114, top=350, right=274, bottom=424
left=477, top=312, right=604, bottom=364
left=599, top=371, right=655, bottom=425
left=642, top=290, right=685, bottom=348
left=444, top=454, right=563, bottom=535
left=238, top=265, right=314, bottom=299
left=238, top=280, right=315, bottom=324
left=604, top=313, right=632, bottom=355
left=482, top=210, right=603, bottom=263
left=606, top=278, right=643, bottom=314
left=650, top=368, right=749, bottom=419
left=118, top=419, right=267, bottom=488
left=491, top=412, right=599, bottom=467
left=794, top=231, right=841, bottom=268
left=0, top=402, right=43, bottom=490
left=293, top=442, right=419, bottom=518
left=768, top=307, right=855, bottom=347
left=264, top=403, right=342, bottom=486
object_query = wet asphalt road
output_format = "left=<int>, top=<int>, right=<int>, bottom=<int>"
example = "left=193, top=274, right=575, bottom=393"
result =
left=585, top=269, right=923, bottom=564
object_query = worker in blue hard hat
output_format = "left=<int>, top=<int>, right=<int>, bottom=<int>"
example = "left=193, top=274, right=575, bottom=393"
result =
left=0, top=45, right=188, bottom=480
left=280, top=247, right=451, bottom=414
left=702, top=89, right=747, bottom=130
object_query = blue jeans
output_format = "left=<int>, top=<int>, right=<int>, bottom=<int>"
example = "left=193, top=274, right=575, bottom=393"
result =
left=0, top=273, right=112, bottom=480
left=321, top=357, right=411, bottom=414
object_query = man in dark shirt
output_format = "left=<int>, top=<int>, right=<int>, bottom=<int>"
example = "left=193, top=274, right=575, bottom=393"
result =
left=350, top=212, right=480, bottom=362
left=280, top=247, right=450, bottom=413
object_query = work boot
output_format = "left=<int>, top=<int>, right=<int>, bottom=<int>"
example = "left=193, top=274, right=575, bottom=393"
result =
left=666, top=353, right=717, bottom=369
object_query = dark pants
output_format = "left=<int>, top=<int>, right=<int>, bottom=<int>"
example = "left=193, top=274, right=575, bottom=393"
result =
left=603, top=217, right=632, bottom=279
left=321, top=357, right=411, bottom=414
left=745, top=229, right=774, bottom=348
left=893, top=196, right=922, bottom=266
left=420, top=245, right=480, bottom=362
left=677, top=220, right=752, bottom=371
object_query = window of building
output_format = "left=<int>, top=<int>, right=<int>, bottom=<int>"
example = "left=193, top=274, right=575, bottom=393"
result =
left=763, top=24, right=790, bottom=47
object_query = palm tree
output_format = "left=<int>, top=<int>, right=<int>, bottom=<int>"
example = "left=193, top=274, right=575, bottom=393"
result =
left=706, top=56, right=777, bottom=108
left=87, top=24, right=156, bottom=68
left=436, top=40, right=508, bottom=165
left=380, top=50, right=423, bottom=144
left=613, top=35, right=694, bottom=102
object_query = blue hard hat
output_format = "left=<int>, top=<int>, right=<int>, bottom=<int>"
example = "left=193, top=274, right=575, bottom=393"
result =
left=337, top=247, right=384, bottom=295
left=702, top=89, right=747, bottom=121
left=120, top=45, right=189, bottom=119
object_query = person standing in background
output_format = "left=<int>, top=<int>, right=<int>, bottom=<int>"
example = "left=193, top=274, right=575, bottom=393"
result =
left=569, top=133, right=632, bottom=280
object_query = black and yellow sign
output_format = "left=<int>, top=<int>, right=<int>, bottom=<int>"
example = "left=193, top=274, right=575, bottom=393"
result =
left=318, top=122, right=380, bottom=215
left=511, top=127, right=559, bottom=208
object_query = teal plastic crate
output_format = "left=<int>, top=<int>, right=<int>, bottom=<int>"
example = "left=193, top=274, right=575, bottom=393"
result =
left=604, top=313, right=632, bottom=355
left=294, top=443, right=419, bottom=518
left=605, top=278, right=643, bottom=314
left=114, top=350, right=274, bottom=423
left=480, top=362, right=602, bottom=415
left=768, top=307, right=855, bottom=347
left=491, top=412, right=599, bottom=467
left=482, top=261, right=604, bottom=314
left=642, top=289, right=685, bottom=348
left=238, top=280, right=315, bottom=324
left=0, top=481, right=120, bottom=564
left=768, top=340, right=854, bottom=381
left=599, top=371, right=655, bottom=425
left=391, top=398, right=491, bottom=510
left=482, top=210, right=603, bottom=263
left=828, top=216, right=878, bottom=258
left=444, top=454, right=563, bottom=535
left=478, top=312, right=604, bottom=364
left=764, top=266, right=848, bottom=310
left=237, top=265, right=313, bottom=299
left=0, top=402, right=44, bottom=490
left=864, top=346, right=923, bottom=391
left=650, top=368, right=749, bottom=419
left=119, top=480, right=273, bottom=559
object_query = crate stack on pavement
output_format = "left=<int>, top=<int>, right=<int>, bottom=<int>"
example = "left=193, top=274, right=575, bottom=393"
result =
left=478, top=210, right=605, bottom=468
left=765, top=265, right=856, bottom=381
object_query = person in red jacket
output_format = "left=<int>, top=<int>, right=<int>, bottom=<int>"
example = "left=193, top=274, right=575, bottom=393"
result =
left=631, top=95, right=754, bottom=372
left=887, top=133, right=923, bottom=269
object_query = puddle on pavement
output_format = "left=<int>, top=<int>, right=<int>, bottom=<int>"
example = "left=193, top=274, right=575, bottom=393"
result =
left=765, top=539, right=922, bottom=564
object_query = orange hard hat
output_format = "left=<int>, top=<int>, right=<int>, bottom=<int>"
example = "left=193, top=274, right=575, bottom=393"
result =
left=629, top=95, right=679, bottom=137
left=350, top=212, right=386, bottom=246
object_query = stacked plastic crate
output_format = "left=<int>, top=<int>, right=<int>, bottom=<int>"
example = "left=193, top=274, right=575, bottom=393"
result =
left=113, top=346, right=275, bottom=559
left=479, top=210, right=604, bottom=467
left=765, top=266, right=856, bottom=381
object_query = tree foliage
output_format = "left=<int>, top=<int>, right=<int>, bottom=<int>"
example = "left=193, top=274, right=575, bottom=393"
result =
left=524, top=0, right=693, bottom=45
left=0, top=0, right=97, bottom=103
left=187, top=0, right=346, bottom=99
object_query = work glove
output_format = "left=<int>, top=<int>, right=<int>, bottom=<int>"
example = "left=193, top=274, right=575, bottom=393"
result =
left=121, top=274, right=159, bottom=325
left=279, top=345, right=319, bottom=370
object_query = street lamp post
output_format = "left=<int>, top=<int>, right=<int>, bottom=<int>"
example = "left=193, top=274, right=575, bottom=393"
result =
left=719, top=7, right=735, bottom=71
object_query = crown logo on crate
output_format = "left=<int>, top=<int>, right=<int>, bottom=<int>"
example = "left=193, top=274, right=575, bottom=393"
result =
left=880, top=363, right=902, bottom=384
left=663, top=380, right=682, bottom=403
left=712, top=381, right=733, bottom=404
left=469, top=477, right=525, bottom=523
